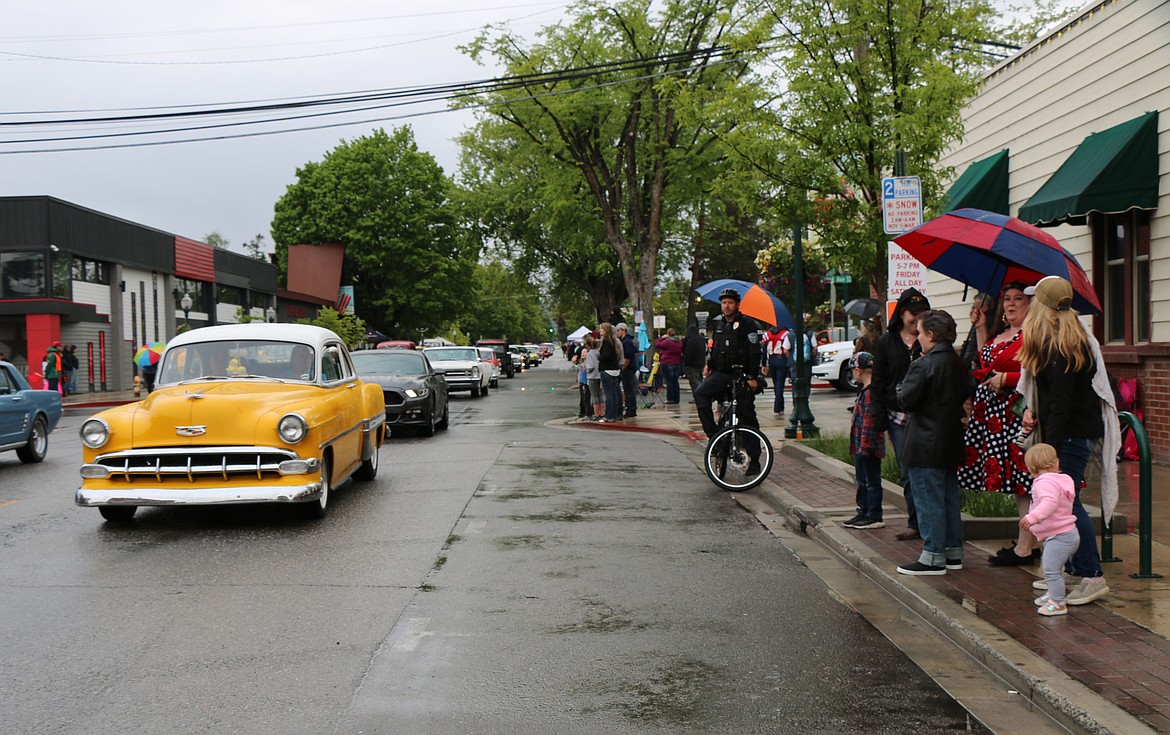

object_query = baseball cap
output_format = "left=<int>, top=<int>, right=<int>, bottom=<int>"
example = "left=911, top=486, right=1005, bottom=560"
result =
left=1026, top=276, right=1073, bottom=311
left=849, top=351, right=874, bottom=370
left=616, top=322, right=629, bottom=331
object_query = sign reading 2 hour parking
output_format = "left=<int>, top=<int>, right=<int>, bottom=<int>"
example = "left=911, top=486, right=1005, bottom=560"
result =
left=882, top=176, right=922, bottom=234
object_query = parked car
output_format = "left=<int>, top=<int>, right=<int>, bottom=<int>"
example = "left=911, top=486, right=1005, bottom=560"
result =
left=423, top=346, right=491, bottom=397
left=810, top=340, right=860, bottom=391
left=0, top=361, right=62, bottom=464
left=475, top=339, right=515, bottom=379
left=75, top=324, right=386, bottom=523
left=351, top=349, right=449, bottom=437
left=522, top=345, right=543, bottom=365
left=476, top=347, right=502, bottom=388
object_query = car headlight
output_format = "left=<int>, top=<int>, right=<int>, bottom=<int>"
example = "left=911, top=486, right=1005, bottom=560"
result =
left=405, top=388, right=429, bottom=398
left=471, top=367, right=480, bottom=378
left=277, top=414, right=308, bottom=444
left=80, top=418, right=110, bottom=449
left=819, top=350, right=839, bottom=364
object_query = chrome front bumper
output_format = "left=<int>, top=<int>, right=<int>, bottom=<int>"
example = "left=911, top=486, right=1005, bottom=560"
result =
left=75, top=483, right=323, bottom=507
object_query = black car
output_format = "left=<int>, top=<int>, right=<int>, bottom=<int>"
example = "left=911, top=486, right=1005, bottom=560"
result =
left=476, top=339, right=515, bottom=379
left=351, top=350, right=449, bottom=436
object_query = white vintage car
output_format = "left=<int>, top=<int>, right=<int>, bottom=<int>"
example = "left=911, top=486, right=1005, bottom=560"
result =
left=422, top=346, right=491, bottom=397
left=810, top=340, right=860, bottom=391
left=76, top=324, right=386, bottom=522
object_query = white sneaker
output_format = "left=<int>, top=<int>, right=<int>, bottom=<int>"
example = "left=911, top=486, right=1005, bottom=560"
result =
left=1066, top=577, right=1109, bottom=606
left=1034, top=593, right=1051, bottom=606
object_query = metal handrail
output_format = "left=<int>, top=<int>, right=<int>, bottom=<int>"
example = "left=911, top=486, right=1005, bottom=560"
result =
left=1118, top=411, right=1161, bottom=579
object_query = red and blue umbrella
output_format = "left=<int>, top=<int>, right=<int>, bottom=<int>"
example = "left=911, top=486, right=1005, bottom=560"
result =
left=695, top=279, right=795, bottom=330
left=893, top=208, right=1101, bottom=314
left=134, top=342, right=165, bottom=367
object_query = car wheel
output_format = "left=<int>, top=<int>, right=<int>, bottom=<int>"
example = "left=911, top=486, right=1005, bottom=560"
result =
left=840, top=363, right=861, bottom=392
left=356, top=431, right=381, bottom=479
left=16, top=416, right=48, bottom=464
left=482, top=381, right=489, bottom=396
left=420, top=403, right=436, bottom=437
left=99, top=505, right=137, bottom=523
left=301, top=455, right=330, bottom=520
left=436, top=400, right=450, bottom=430
left=472, top=384, right=481, bottom=397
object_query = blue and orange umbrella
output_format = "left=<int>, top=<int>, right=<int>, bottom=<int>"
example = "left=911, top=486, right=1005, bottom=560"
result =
left=694, top=279, right=795, bottom=331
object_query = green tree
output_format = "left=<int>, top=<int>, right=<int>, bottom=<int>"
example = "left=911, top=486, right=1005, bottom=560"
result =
left=300, top=307, right=365, bottom=349
left=271, top=127, right=476, bottom=336
left=712, top=0, right=1014, bottom=300
left=242, top=234, right=267, bottom=261
left=203, top=231, right=230, bottom=250
left=460, top=0, right=773, bottom=330
left=459, top=260, right=547, bottom=343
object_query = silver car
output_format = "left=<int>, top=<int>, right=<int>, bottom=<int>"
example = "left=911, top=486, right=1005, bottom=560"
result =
left=423, top=346, right=492, bottom=397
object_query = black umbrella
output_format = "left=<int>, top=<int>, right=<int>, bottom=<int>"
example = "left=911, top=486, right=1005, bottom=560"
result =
left=844, top=298, right=881, bottom=320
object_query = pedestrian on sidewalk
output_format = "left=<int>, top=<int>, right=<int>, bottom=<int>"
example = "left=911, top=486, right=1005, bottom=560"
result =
left=682, top=324, right=707, bottom=396
left=894, top=310, right=969, bottom=576
left=871, top=288, right=930, bottom=541
left=957, top=283, right=1038, bottom=567
left=584, top=336, right=605, bottom=421
left=598, top=323, right=623, bottom=422
left=1021, top=443, right=1079, bottom=616
left=654, top=328, right=684, bottom=405
left=617, top=323, right=638, bottom=419
left=843, top=352, right=885, bottom=530
left=1018, top=276, right=1119, bottom=606
left=762, top=326, right=790, bottom=416
left=576, top=338, right=591, bottom=418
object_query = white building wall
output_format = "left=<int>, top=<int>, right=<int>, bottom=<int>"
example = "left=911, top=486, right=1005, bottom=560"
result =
left=119, top=267, right=166, bottom=345
left=71, top=281, right=112, bottom=317
left=932, top=0, right=1170, bottom=339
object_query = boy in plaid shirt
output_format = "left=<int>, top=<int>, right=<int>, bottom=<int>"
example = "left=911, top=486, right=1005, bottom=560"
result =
left=844, top=352, right=886, bottom=529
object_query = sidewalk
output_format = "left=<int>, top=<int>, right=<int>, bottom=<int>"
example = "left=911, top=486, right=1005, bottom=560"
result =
left=569, top=391, right=1170, bottom=735
left=61, top=389, right=142, bottom=409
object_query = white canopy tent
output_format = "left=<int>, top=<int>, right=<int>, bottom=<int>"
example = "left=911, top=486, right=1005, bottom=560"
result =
left=566, top=325, right=592, bottom=342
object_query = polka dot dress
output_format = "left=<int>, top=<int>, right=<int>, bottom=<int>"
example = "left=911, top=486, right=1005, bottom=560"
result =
left=958, top=335, right=1032, bottom=495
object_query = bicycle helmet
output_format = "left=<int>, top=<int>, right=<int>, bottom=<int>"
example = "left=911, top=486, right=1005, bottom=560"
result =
left=718, top=287, right=741, bottom=303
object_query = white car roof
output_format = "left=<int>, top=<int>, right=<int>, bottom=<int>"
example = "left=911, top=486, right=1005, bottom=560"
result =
left=165, top=323, right=344, bottom=350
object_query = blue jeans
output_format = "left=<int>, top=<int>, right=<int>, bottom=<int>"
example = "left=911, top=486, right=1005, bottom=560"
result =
left=661, top=363, right=681, bottom=404
left=601, top=372, right=621, bottom=420
left=768, top=356, right=789, bottom=413
left=854, top=454, right=883, bottom=520
left=1060, top=437, right=1103, bottom=577
left=887, top=421, right=917, bottom=530
left=907, top=466, right=963, bottom=567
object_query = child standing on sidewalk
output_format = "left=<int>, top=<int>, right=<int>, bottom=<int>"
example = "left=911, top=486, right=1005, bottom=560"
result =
left=1021, top=443, right=1079, bottom=616
left=843, top=352, right=885, bottom=530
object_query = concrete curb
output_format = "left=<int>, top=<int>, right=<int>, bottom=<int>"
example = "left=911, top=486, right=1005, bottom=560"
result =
left=756, top=466, right=1155, bottom=735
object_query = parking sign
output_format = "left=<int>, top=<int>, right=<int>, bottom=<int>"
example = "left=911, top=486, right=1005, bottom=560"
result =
left=882, top=176, right=922, bottom=234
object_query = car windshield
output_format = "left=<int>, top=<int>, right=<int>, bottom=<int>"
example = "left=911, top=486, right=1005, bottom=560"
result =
left=425, top=347, right=478, bottom=362
left=351, top=351, right=427, bottom=376
left=157, top=340, right=316, bottom=384
left=478, top=349, right=494, bottom=360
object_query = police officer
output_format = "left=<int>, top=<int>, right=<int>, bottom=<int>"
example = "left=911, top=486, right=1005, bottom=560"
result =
left=694, top=287, right=766, bottom=475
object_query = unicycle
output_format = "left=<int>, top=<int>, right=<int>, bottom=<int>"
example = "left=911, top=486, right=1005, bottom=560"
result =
left=703, top=369, right=774, bottom=492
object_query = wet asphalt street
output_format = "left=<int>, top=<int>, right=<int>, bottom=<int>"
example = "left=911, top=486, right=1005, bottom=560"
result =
left=0, top=356, right=986, bottom=734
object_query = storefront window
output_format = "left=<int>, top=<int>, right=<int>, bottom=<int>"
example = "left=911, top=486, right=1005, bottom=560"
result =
left=1098, top=210, right=1151, bottom=345
left=1, top=252, right=47, bottom=298
left=51, top=251, right=71, bottom=298
left=173, top=278, right=207, bottom=313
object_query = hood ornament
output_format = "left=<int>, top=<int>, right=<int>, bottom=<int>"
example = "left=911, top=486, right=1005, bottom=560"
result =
left=176, top=425, right=207, bottom=437
left=184, top=390, right=206, bottom=400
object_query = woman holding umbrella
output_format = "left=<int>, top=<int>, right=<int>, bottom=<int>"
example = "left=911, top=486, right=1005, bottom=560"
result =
left=957, top=281, right=1037, bottom=566
left=1018, top=276, right=1119, bottom=606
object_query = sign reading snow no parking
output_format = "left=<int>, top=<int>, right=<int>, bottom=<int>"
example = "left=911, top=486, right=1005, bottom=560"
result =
left=881, top=176, right=922, bottom=235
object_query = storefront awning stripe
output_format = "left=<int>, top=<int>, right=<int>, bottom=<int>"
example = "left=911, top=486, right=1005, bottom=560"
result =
left=944, top=149, right=1010, bottom=215
left=1019, top=111, right=1159, bottom=227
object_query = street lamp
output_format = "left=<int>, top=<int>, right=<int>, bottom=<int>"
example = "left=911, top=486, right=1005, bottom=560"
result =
left=266, top=306, right=276, bottom=323
left=785, top=223, right=820, bottom=439
left=180, top=292, right=192, bottom=326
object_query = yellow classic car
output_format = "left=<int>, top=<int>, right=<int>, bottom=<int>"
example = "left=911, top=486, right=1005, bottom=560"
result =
left=76, top=324, right=386, bottom=522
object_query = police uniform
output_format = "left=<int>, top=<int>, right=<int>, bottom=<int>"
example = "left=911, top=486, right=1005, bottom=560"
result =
left=694, top=311, right=765, bottom=457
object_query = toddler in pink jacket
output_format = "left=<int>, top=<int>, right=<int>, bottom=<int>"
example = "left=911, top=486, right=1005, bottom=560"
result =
left=1020, top=443, right=1079, bottom=616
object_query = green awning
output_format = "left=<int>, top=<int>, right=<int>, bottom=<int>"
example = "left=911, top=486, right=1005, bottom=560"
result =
left=944, top=149, right=1009, bottom=215
left=1020, top=111, right=1159, bottom=227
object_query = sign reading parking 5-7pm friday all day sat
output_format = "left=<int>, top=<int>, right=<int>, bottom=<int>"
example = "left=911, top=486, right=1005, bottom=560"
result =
left=881, top=176, right=922, bottom=234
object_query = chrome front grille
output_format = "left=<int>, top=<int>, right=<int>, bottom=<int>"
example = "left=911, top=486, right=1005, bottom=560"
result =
left=443, top=370, right=469, bottom=378
left=94, top=446, right=299, bottom=483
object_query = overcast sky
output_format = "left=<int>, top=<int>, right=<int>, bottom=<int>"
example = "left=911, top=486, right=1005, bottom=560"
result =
left=1, top=1, right=569, bottom=256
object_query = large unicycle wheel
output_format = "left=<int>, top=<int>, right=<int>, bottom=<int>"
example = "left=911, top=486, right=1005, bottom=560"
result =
left=704, top=426, right=774, bottom=492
